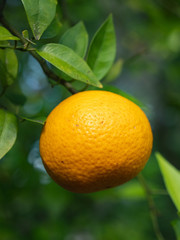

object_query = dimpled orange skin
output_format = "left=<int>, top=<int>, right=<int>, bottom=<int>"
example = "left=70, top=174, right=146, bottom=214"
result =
left=39, top=90, right=153, bottom=193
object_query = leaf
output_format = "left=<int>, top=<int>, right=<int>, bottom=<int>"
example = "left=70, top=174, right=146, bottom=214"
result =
left=60, top=21, right=88, bottom=58
left=88, top=84, right=144, bottom=108
left=87, top=14, right=116, bottom=80
left=0, top=109, right=18, bottom=160
left=104, top=59, right=123, bottom=83
left=0, top=26, right=20, bottom=41
left=6, top=92, right=27, bottom=106
left=42, top=14, right=62, bottom=39
left=172, top=219, right=180, bottom=240
left=36, top=43, right=102, bottom=88
left=20, top=115, right=46, bottom=125
left=156, top=152, right=180, bottom=213
left=0, top=49, right=18, bottom=86
left=22, top=29, right=29, bottom=40
left=21, top=0, right=57, bottom=40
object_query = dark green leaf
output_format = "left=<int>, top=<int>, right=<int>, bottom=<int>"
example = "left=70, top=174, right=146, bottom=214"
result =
left=60, top=21, right=88, bottom=58
left=172, top=219, right=180, bottom=240
left=36, top=43, right=102, bottom=88
left=0, top=109, right=18, bottom=160
left=0, top=26, right=20, bottom=41
left=6, top=92, right=27, bottom=106
left=87, top=15, right=116, bottom=80
left=0, top=49, right=18, bottom=86
left=42, top=15, right=62, bottom=39
left=156, top=152, right=180, bottom=212
left=21, top=0, right=57, bottom=40
left=104, top=59, right=123, bottom=83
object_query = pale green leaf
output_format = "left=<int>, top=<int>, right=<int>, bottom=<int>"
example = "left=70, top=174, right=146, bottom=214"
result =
left=0, top=26, right=20, bottom=41
left=156, top=152, right=180, bottom=213
left=22, top=29, right=29, bottom=39
left=0, top=109, right=18, bottom=160
left=36, top=43, right=102, bottom=88
left=21, top=0, right=57, bottom=40
left=0, top=49, right=18, bottom=86
left=87, top=14, right=116, bottom=80
left=104, top=59, right=123, bottom=83
left=20, top=115, right=46, bottom=125
left=60, top=21, right=88, bottom=58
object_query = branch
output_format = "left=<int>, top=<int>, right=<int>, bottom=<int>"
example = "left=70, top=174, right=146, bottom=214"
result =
left=0, top=15, right=77, bottom=95
left=137, top=173, right=165, bottom=240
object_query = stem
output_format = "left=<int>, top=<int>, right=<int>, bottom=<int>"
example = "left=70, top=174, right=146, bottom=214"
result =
left=0, top=45, right=35, bottom=51
left=137, top=173, right=165, bottom=240
left=0, top=15, right=77, bottom=95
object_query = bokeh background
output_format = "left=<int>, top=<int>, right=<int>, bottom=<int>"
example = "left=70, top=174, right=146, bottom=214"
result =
left=0, top=0, right=180, bottom=239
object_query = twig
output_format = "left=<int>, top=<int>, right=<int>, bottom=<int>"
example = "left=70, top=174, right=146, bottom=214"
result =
left=137, top=173, right=165, bottom=240
left=0, top=45, right=35, bottom=51
left=0, top=15, right=77, bottom=95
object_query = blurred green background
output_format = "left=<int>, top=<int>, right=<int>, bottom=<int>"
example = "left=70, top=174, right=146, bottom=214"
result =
left=0, top=0, right=180, bottom=239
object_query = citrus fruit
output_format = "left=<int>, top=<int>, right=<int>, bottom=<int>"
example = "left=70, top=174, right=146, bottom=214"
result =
left=39, top=90, right=153, bottom=193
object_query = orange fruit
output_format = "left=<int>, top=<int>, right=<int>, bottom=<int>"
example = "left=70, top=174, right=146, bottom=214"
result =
left=39, top=90, right=153, bottom=193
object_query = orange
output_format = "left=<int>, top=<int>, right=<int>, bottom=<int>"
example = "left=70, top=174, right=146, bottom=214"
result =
left=39, top=90, right=153, bottom=193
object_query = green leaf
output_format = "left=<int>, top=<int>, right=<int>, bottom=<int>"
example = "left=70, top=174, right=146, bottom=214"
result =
left=156, top=152, right=180, bottom=213
left=0, top=109, right=18, bottom=160
left=0, top=49, right=18, bottom=86
left=20, top=115, right=46, bottom=125
left=87, top=14, right=116, bottom=80
left=22, top=29, right=29, bottom=40
left=60, top=22, right=88, bottom=58
left=0, top=26, right=20, bottom=41
left=172, top=219, right=180, bottom=240
left=104, top=59, right=123, bottom=83
left=42, top=14, right=62, bottom=39
left=21, top=0, right=57, bottom=40
left=36, top=43, right=102, bottom=88
left=88, top=84, right=144, bottom=108
left=6, top=92, right=27, bottom=106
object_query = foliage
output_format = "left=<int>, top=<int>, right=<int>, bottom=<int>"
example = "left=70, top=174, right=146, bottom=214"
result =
left=0, top=0, right=180, bottom=239
left=156, top=152, right=180, bottom=213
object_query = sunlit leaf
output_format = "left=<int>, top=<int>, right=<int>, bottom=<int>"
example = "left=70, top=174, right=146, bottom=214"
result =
left=21, top=0, right=57, bottom=40
left=0, top=109, right=18, bottom=160
left=0, top=49, right=18, bottom=86
left=87, top=14, right=116, bottom=80
left=36, top=43, right=102, bottom=88
left=0, top=26, right=20, bottom=41
left=156, top=152, right=180, bottom=213
left=60, top=21, right=88, bottom=58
